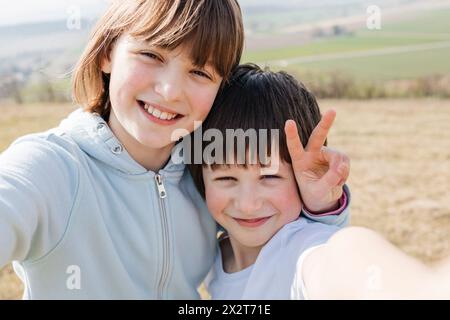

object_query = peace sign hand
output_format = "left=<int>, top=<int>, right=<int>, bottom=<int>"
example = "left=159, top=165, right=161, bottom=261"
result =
left=285, top=110, right=350, bottom=213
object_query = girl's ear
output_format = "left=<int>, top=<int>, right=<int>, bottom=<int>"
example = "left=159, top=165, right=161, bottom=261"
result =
left=101, top=55, right=112, bottom=74
left=101, top=35, right=121, bottom=74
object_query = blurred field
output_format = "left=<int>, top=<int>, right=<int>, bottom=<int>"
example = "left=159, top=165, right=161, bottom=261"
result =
left=1, top=100, right=450, bottom=299
left=243, top=9, right=450, bottom=81
left=291, top=45, right=450, bottom=81
left=244, top=35, right=445, bottom=64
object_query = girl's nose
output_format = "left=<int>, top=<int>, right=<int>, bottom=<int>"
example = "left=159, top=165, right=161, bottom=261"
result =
left=154, top=69, right=183, bottom=102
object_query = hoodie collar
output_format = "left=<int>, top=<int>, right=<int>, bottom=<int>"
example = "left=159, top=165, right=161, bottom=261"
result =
left=59, top=108, right=186, bottom=178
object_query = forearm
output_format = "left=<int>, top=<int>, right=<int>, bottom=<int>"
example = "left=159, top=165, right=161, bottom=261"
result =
left=304, top=227, right=450, bottom=299
left=431, top=256, right=450, bottom=297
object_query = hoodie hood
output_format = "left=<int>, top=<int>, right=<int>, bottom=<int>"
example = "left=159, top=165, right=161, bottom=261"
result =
left=59, top=108, right=185, bottom=176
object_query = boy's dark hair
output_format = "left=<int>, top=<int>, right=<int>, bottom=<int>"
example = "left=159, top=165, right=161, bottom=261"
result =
left=188, top=63, right=324, bottom=198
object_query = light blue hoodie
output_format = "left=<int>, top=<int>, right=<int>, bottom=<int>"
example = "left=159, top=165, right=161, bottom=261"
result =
left=0, top=109, right=349, bottom=299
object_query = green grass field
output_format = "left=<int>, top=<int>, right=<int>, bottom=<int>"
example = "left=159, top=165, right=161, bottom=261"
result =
left=291, top=45, right=450, bottom=81
left=242, top=9, right=450, bottom=81
left=384, top=9, right=450, bottom=34
left=243, top=34, right=446, bottom=62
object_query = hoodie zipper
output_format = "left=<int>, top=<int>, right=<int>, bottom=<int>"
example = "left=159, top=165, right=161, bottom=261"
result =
left=155, top=173, right=169, bottom=299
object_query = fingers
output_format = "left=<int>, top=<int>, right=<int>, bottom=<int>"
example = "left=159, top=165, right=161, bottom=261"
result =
left=285, top=120, right=305, bottom=164
left=306, top=109, right=336, bottom=152
left=319, top=147, right=350, bottom=189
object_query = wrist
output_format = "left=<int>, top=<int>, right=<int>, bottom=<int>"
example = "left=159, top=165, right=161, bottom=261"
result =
left=303, top=189, right=348, bottom=216
left=304, top=199, right=340, bottom=214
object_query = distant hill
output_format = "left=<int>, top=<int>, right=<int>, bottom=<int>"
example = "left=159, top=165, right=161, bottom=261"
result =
left=1, top=0, right=450, bottom=102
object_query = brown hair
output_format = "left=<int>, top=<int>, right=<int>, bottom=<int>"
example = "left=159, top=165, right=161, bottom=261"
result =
left=72, top=0, right=244, bottom=119
left=188, top=63, right=324, bottom=198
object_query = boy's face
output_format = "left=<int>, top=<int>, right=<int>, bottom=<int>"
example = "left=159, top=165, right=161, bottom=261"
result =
left=102, top=35, right=223, bottom=151
left=202, top=160, right=303, bottom=249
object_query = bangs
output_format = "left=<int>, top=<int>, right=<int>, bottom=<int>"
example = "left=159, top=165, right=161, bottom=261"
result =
left=201, top=130, right=289, bottom=169
left=128, top=0, right=243, bottom=79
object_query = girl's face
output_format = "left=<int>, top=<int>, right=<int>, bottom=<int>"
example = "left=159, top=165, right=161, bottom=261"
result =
left=102, top=35, right=223, bottom=151
left=202, top=160, right=303, bottom=249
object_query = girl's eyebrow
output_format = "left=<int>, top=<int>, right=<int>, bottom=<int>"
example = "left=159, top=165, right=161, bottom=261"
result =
left=134, top=41, right=219, bottom=78
left=137, top=41, right=163, bottom=51
left=138, top=43, right=216, bottom=70
left=191, top=58, right=215, bottom=70
left=196, top=63, right=220, bottom=79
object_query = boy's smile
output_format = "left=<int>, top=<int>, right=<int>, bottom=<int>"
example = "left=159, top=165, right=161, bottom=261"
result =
left=233, top=215, right=274, bottom=228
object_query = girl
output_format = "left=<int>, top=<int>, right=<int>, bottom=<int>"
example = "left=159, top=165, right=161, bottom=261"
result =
left=189, top=64, right=449, bottom=300
left=0, top=1, right=349, bottom=299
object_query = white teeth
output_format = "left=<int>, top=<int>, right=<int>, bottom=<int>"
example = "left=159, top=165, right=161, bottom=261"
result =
left=160, top=112, right=169, bottom=120
left=153, top=108, right=161, bottom=118
left=144, top=103, right=178, bottom=120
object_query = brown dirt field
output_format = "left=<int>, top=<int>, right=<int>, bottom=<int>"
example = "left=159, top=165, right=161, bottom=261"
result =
left=0, top=100, right=449, bottom=299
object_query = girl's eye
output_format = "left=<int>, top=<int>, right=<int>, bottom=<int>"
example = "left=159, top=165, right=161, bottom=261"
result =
left=141, top=52, right=162, bottom=61
left=192, top=70, right=211, bottom=79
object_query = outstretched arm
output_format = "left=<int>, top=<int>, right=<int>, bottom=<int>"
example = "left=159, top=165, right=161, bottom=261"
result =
left=0, top=136, right=76, bottom=268
left=301, top=227, right=450, bottom=299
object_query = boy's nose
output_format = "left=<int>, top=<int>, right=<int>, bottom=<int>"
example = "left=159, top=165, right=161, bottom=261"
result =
left=234, top=187, right=263, bottom=215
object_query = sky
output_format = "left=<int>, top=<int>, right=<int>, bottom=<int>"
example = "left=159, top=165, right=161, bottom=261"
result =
left=0, top=0, right=426, bottom=27
left=0, top=0, right=341, bottom=27
left=0, top=0, right=109, bottom=26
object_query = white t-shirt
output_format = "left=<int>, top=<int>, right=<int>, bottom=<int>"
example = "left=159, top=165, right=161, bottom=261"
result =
left=205, top=217, right=338, bottom=299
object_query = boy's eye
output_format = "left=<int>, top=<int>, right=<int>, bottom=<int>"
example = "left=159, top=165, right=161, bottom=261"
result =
left=192, top=70, right=212, bottom=80
left=261, top=175, right=281, bottom=180
left=214, top=176, right=236, bottom=182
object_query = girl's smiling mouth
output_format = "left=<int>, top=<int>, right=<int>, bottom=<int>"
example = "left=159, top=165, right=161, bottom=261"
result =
left=137, top=99, right=184, bottom=125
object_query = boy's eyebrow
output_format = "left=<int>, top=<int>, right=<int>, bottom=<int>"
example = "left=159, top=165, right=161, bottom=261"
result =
left=205, top=164, right=233, bottom=171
